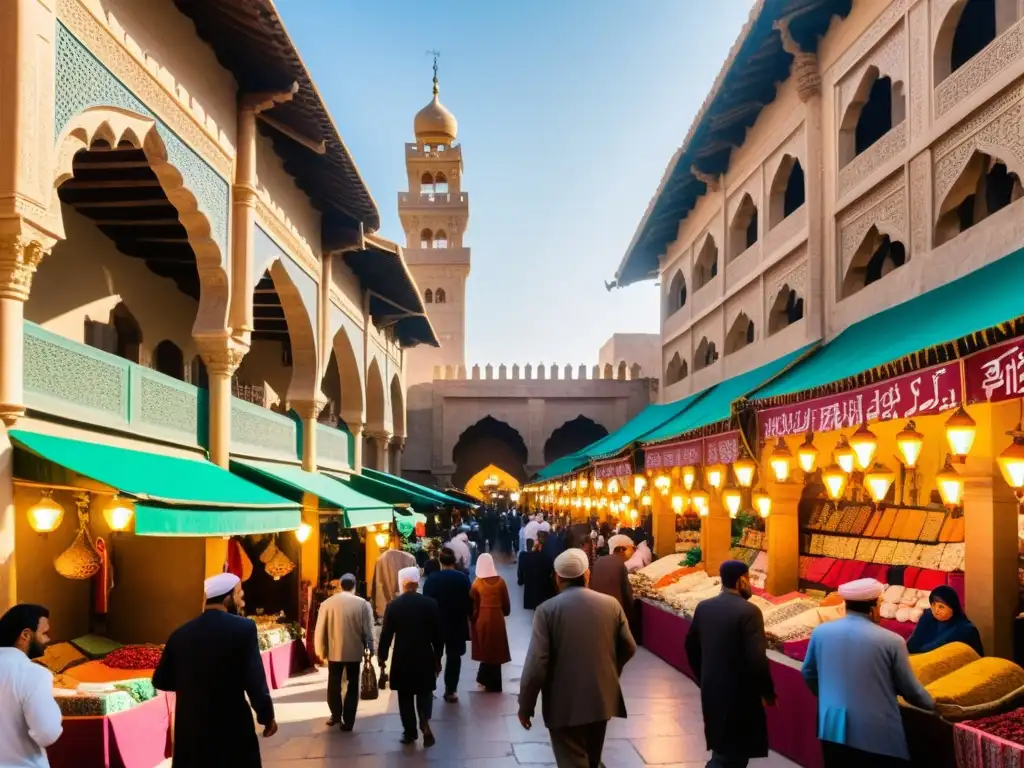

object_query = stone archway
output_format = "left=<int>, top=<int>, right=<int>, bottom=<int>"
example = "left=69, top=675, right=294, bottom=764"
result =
left=321, top=325, right=364, bottom=427
left=452, top=416, right=529, bottom=489
left=390, top=374, right=405, bottom=438
left=544, top=415, right=608, bottom=465
left=365, top=357, right=387, bottom=434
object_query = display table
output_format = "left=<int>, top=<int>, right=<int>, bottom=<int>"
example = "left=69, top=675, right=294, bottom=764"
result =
left=48, top=640, right=310, bottom=768
left=954, top=721, right=1024, bottom=766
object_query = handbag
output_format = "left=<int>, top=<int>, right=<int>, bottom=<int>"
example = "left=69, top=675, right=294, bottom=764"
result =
left=361, top=651, right=379, bottom=700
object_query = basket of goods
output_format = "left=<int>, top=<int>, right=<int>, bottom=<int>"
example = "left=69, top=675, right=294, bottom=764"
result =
left=925, top=657, right=1024, bottom=720
left=909, top=643, right=980, bottom=686
left=102, top=645, right=164, bottom=671
left=54, top=522, right=101, bottom=580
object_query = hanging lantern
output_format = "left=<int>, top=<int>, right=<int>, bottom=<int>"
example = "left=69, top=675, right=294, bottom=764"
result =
left=834, top=437, right=856, bottom=475
left=671, top=494, right=686, bottom=514
left=374, top=531, right=389, bottom=548
left=681, top=466, right=696, bottom=491
left=294, top=522, right=313, bottom=543
left=896, top=420, right=925, bottom=468
left=864, top=463, right=896, bottom=504
left=607, top=478, right=619, bottom=494
left=640, top=494, right=652, bottom=507
left=998, top=430, right=1024, bottom=493
left=620, top=494, right=631, bottom=506
left=598, top=497, right=608, bottom=509
left=654, top=474, right=671, bottom=495
left=633, top=475, right=646, bottom=497
left=769, top=438, right=793, bottom=483
left=752, top=488, right=771, bottom=518
left=579, top=474, right=588, bottom=490
left=593, top=477, right=603, bottom=491
left=629, top=508, right=638, bottom=522
left=706, top=465, right=724, bottom=490
left=26, top=490, right=65, bottom=535
left=691, top=488, right=710, bottom=515
left=936, top=457, right=965, bottom=507
left=946, top=406, right=977, bottom=461
left=849, top=423, right=879, bottom=471
left=722, top=485, right=742, bottom=518
left=102, top=494, right=135, bottom=533
left=822, top=462, right=848, bottom=501
left=798, top=433, right=819, bottom=474
left=733, top=453, right=758, bottom=488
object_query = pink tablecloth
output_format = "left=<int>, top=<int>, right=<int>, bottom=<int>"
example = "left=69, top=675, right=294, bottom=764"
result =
left=640, top=600, right=823, bottom=768
left=954, top=721, right=1024, bottom=767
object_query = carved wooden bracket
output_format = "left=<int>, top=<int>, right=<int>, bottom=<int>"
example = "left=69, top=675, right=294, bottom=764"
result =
left=774, top=17, right=821, bottom=102
left=690, top=166, right=721, bottom=192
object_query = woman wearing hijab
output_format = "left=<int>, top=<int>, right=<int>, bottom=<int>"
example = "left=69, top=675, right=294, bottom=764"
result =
left=907, top=585, right=984, bottom=656
left=470, top=553, right=511, bottom=692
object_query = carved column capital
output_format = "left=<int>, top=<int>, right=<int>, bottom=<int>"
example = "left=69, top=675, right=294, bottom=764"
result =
left=774, top=17, right=821, bottom=102
left=291, top=397, right=327, bottom=421
left=197, top=336, right=248, bottom=378
left=0, top=231, right=54, bottom=301
left=389, top=436, right=406, bottom=450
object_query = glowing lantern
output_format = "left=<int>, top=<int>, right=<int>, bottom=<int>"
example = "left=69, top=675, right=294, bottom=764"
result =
left=752, top=488, right=771, bottom=518
left=102, top=494, right=135, bottom=533
left=769, top=438, right=793, bottom=483
left=640, top=494, right=652, bottom=507
left=998, top=431, right=1024, bottom=492
left=798, top=433, right=819, bottom=474
left=629, top=508, right=638, bottom=522
left=849, top=424, right=879, bottom=471
left=834, top=437, right=856, bottom=475
left=633, top=475, right=646, bottom=497
left=822, top=463, right=848, bottom=501
left=579, top=474, right=588, bottom=490
left=671, top=494, right=686, bottom=514
left=733, top=453, right=758, bottom=488
left=374, top=531, right=389, bottom=548
left=593, top=477, right=603, bottom=491
left=26, top=490, right=64, bottom=534
left=691, top=488, right=710, bottom=516
left=620, top=494, right=631, bottom=506
left=945, top=406, right=977, bottom=460
left=936, top=457, right=965, bottom=507
left=864, top=464, right=896, bottom=504
left=681, top=466, right=696, bottom=491
left=598, top=497, right=608, bottom=509
left=294, top=522, right=313, bottom=543
left=607, top=478, right=619, bottom=494
left=722, top=485, right=742, bottom=518
left=896, top=421, right=924, bottom=468
left=654, top=474, right=671, bottom=494
left=584, top=497, right=593, bottom=511
left=706, top=465, right=724, bottom=490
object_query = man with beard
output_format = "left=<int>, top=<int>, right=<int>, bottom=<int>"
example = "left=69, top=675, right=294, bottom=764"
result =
left=153, top=573, right=278, bottom=767
left=685, top=561, right=776, bottom=768
left=0, top=604, right=62, bottom=767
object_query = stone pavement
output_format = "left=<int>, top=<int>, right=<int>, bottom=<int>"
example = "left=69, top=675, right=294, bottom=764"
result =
left=258, top=557, right=800, bottom=768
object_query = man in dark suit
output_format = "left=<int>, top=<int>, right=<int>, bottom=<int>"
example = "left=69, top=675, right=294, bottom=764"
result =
left=153, top=573, right=277, bottom=768
left=685, top=560, right=776, bottom=768
left=519, top=548, right=636, bottom=768
left=422, top=546, right=472, bottom=702
left=589, top=534, right=635, bottom=615
left=379, top=566, right=444, bottom=747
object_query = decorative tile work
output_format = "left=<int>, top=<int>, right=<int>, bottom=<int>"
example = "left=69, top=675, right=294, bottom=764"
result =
left=55, top=24, right=228, bottom=253
left=935, top=22, right=1024, bottom=118
left=133, top=368, right=200, bottom=445
left=838, top=172, right=907, bottom=275
left=316, top=423, right=351, bottom=470
left=838, top=122, right=908, bottom=199
left=230, top=397, right=299, bottom=461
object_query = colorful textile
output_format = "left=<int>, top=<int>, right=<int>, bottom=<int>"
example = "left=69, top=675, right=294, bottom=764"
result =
left=798, top=556, right=813, bottom=579
left=949, top=572, right=966, bottom=605
left=838, top=560, right=867, bottom=584
left=874, top=539, right=898, bottom=564
left=821, top=560, right=848, bottom=589
left=855, top=538, right=880, bottom=562
left=903, top=567, right=922, bottom=588
left=840, top=537, right=859, bottom=560
left=920, top=511, right=947, bottom=543
left=893, top=541, right=917, bottom=565
left=809, top=534, right=825, bottom=556
left=954, top=719, right=1024, bottom=767
left=862, top=563, right=888, bottom=582
left=805, top=557, right=835, bottom=583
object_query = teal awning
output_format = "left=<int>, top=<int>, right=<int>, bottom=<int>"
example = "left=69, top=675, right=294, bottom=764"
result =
left=325, top=471, right=437, bottom=510
left=534, top=453, right=589, bottom=480
left=641, top=345, right=815, bottom=444
left=753, top=249, right=1024, bottom=402
left=10, top=430, right=300, bottom=536
left=363, top=469, right=474, bottom=508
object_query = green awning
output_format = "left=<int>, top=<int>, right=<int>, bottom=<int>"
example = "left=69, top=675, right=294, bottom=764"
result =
left=641, top=345, right=815, bottom=444
left=363, top=469, right=474, bottom=508
left=10, top=430, right=299, bottom=536
left=753, top=248, right=1024, bottom=402
left=232, top=459, right=394, bottom=529
left=325, top=471, right=438, bottom=510
left=534, top=453, right=589, bottom=481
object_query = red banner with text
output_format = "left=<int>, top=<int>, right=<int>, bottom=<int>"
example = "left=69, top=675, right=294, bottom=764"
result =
left=593, top=457, right=633, bottom=480
left=964, top=337, right=1024, bottom=404
left=643, top=431, right=741, bottom=470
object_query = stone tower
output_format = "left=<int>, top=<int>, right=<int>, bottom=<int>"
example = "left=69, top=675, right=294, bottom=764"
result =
left=400, top=60, right=470, bottom=387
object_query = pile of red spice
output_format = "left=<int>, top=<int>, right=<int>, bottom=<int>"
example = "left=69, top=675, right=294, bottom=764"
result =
left=102, top=645, right=164, bottom=671
left=967, top=708, right=1024, bottom=744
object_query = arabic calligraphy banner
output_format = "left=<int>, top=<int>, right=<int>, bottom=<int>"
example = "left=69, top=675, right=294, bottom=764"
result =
left=964, top=338, right=1024, bottom=405
left=593, top=457, right=633, bottom=480
left=757, top=364, right=962, bottom=440
left=642, top=431, right=741, bottom=470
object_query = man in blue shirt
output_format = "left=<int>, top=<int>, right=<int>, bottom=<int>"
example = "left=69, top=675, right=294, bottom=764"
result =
left=802, top=578, right=934, bottom=767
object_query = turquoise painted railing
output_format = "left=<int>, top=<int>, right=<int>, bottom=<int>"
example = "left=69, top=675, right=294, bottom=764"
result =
left=229, top=397, right=299, bottom=462
left=23, top=321, right=205, bottom=447
left=316, top=422, right=352, bottom=471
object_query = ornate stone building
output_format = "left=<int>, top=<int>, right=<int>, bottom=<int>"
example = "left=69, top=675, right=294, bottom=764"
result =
left=615, top=0, right=1024, bottom=408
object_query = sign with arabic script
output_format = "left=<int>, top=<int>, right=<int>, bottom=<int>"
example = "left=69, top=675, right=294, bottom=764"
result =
left=642, top=431, right=741, bottom=470
left=964, top=338, right=1024, bottom=404
left=593, top=457, right=632, bottom=480
left=757, top=364, right=961, bottom=440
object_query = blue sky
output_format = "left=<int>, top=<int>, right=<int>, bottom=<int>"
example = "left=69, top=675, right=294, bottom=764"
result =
left=276, top=0, right=753, bottom=367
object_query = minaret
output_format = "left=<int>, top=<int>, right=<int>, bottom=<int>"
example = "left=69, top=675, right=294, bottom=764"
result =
left=400, top=56, right=470, bottom=387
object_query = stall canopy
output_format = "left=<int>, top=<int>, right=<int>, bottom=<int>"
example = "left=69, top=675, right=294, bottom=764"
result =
left=325, top=470, right=438, bottom=511
left=641, top=345, right=816, bottom=444
left=753, top=249, right=1024, bottom=402
left=11, top=430, right=300, bottom=536
left=363, top=468, right=475, bottom=508
left=231, top=459, right=394, bottom=529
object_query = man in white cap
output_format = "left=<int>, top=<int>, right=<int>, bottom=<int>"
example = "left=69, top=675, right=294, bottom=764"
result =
left=588, top=534, right=635, bottom=615
left=378, top=566, right=444, bottom=747
left=519, top=548, right=636, bottom=768
left=802, top=578, right=934, bottom=767
left=153, top=572, right=277, bottom=767
left=370, top=526, right=416, bottom=620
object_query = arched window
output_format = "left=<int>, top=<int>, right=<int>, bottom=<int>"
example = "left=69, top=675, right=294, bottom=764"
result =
left=189, top=355, right=208, bottom=388
left=424, top=288, right=433, bottom=304
left=154, top=340, right=185, bottom=380
left=693, top=235, right=719, bottom=291
left=420, top=171, right=434, bottom=193
left=420, top=228, right=433, bottom=249
left=936, top=152, right=1023, bottom=246
left=433, top=229, right=449, bottom=248
left=768, top=286, right=805, bottom=335
left=666, top=270, right=687, bottom=315
left=665, top=352, right=688, bottom=385
left=725, top=313, right=755, bottom=355
left=694, top=337, right=719, bottom=372
left=842, top=226, right=907, bottom=298
left=839, top=68, right=905, bottom=166
left=769, top=155, right=805, bottom=227
left=84, top=302, right=143, bottom=362
left=434, top=171, right=449, bottom=195
left=435, top=288, right=446, bottom=303
left=936, top=0, right=997, bottom=83
left=729, top=194, right=759, bottom=261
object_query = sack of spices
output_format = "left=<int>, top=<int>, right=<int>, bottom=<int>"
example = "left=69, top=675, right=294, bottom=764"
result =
left=55, top=526, right=101, bottom=580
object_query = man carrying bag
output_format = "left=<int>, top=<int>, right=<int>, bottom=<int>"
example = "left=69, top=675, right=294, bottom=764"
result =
left=314, top=573, right=375, bottom=731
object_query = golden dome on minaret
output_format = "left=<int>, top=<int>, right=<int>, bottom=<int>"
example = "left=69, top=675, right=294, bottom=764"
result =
left=414, top=57, right=457, bottom=144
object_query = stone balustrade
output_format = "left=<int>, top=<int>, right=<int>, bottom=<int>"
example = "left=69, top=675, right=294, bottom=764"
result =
left=432, top=361, right=647, bottom=381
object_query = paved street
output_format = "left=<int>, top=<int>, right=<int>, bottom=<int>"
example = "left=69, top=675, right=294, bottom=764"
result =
left=258, top=558, right=799, bottom=767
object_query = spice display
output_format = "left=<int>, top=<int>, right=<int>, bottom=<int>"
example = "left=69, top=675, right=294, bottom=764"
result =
left=55, top=689, right=137, bottom=718
left=855, top=538, right=880, bottom=562
left=940, top=543, right=965, bottom=572
left=862, top=509, right=882, bottom=537
left=851, top=506, right=873, bottom=535
left=102, top=645, right=164, bottom=671
left=909, top=642, right=980, bottom=686
left=940, top=515, right=965, bottom=543
left=919, top=511, right=947, bottom=543
left=874, top=508, right=899, bottom=538
left=927, top=658, right=1024, bottom=718
left=966, top=707, right=1024, bottom=742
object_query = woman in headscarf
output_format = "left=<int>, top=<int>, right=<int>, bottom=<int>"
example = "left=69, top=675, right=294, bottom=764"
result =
left=470, top=553, right=511, bottom=692
left=906, top=585, right=984, bottom=656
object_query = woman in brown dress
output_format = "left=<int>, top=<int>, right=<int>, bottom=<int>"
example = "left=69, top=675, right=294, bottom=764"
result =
left=470, top=553, right=511, bottom=692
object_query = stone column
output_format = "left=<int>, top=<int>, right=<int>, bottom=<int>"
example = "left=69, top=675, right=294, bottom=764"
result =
left=292, top=399, right=325, bottom=473
left=376, top=433, right=391, bottom=474
left=390, top=437, right=405, bottom=477
left=198, top=339, right=245, bottom=468
left=0, top=427, right=16, bottom=613
left=963, top=400, right=1020, bottom=659
left=651, top=493, right=676, bottom=558
left=299, top=499, right=320, bottom=586
left=766, top=480, right=802, bottom=596
left=348, top=421, right=364, bottom=473
left=701, top=494, right=732, bottom=577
